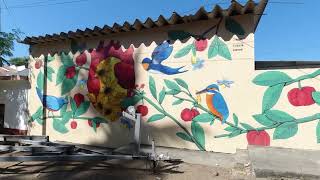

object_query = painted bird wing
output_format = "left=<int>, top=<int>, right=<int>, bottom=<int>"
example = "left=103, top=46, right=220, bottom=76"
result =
left=151, top=41, right=173, bottom=64
left=44, top=95, right=61, bottom=111
left=213, top=93, right=229, bottom=122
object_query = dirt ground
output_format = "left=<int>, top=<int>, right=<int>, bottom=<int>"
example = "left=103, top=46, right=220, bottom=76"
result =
left=0, top=160, right=258, bottom=180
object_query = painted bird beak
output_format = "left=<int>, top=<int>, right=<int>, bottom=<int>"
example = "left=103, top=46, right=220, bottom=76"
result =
left=142, top=63, right=149, bottom=70
left=196, top=88, right=207, bottom=95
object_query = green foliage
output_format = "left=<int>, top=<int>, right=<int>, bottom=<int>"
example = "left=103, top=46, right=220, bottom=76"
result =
left=174, top=78, right=188, bottom=90
left=252, top=71, right=293, bottom=86
left=46, top=66, right=55, bottom=82
left=61, top=72, right=78, bottom=95
left=121, top=95, right=143, bottom=109
left=208, top=36, right=231, bottom=60
left=176, top=132, right=193, bottom=142
left=37, top=71, right=44, bottom=91
left=262, top=83, right=284, bottom=112
left=9, top=57, right=29, bottom=67
left=265, top=110, right=295, bottom=123
left=273, top=122, right=298, bottom=139
left=233, top=113, right=239, bottom=127
left=149, top=76, right=157, bottom=100
left=317, top=121, right=320, bottom=143
left=225, top=17, right=245, bottom=36
left=240, top=123, right=255, bottom=130
left=252, top=114, right=275, bottom=127
left=172, top=98, right=184, bottom=105
left=193, top=113, right=214, bottom=123
left=158, top=88, right=166, bottom=104
left=164, top=79, right=181, bottom=91
left=191, top=121, right=205, bottom=150
left=31, top=107, right=43, bottom=125
left=56, top=66, right=67, bottom=85
left=148, top=114, right=166, bottom=122
left=61, top=111, right=72, bottom=124
left=53, top=118, right=69, bottom=134
left=0, top=29, right=22, bottom=66
left=312, top=92, right=320, bottom=105
left=174, top=44, right=194, bottom=58
left=74, top=101, right=90, bottom=117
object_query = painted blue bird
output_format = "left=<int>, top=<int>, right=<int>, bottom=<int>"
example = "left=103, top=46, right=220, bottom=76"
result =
left=36, top=87, right=68, bottom=111
left=196, top=84, right=229, bottom=124
left=142, top=41, right=187, bottom=75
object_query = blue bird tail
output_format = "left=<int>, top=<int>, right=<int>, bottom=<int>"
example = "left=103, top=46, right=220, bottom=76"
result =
left=176, top=66, right=188, bottom=74
left=36, top=87, right=43, bottom=103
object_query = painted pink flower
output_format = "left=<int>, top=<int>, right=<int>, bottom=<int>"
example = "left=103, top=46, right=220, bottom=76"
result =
left=246, top=130, right=270, bottom=146
left=65, top=66, right=76, bottom=79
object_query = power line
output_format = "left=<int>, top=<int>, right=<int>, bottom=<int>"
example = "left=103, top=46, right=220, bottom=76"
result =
left=0, top=0, right=89, bottom=9
left=2, top=0, right=20, bottom=30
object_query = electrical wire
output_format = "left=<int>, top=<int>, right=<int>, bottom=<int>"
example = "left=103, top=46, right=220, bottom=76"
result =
left=0, top=0, right=89, bottom=9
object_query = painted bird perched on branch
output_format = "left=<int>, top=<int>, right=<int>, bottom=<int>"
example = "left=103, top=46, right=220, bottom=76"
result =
left=142, top=41, right=187, bottom=75
left=196, top=84, right=229, bottom=124
left=36, top=87, right=68, bottom=111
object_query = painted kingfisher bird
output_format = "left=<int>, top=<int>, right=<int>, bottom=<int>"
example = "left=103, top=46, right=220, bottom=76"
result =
left=196, top=84, right=229, bottom=123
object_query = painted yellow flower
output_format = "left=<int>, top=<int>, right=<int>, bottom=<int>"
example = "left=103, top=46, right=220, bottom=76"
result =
left=89, top=57, right=127, bottom=121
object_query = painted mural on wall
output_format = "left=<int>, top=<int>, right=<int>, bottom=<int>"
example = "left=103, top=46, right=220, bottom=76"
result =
left=30, top=40, right=136, bottom=133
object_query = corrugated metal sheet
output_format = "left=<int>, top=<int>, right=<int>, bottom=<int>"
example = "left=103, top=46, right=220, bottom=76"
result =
left=22, top=0, right=268, bottom=45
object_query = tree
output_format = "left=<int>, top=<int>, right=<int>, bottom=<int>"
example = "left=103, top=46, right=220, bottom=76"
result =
left=9, top=57, right=29, bottom=67
left=0, top=29, right=22, bottom=67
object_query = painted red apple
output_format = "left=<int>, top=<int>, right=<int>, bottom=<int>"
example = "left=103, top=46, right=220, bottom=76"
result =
left=35, top=60, right=43, bottom=69
left=74, top=93, right=84, bottom=107
left=191, top=108, right=200, bottom=118
left=194, top=39, right=208, bottom=51
left=76, top=52, right=87, bottom=66
left=287, top=86, right=316, bottom=106
left=137, top=105, right=148, bottom=116
left=65, top=66, right=76, bottom=79
left=70, top=121, right=77, bottom=129
left=246, top=130, right=270, bottom=146
left=181, top=108, right=193, bottom=122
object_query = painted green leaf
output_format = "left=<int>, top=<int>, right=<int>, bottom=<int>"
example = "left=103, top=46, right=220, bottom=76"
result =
left=174, top=78, right=189, bottom=90
left=70, top=98, right=77, bottom=113
left=316, top=121, right=320, bottom=143
left=120, top=95, right=143, bottom=108
left=37, top=71, right=44, bottom=91
left=252, top=114, right=275, bottom=127
left=233, top=113, right=239, bottom=127
left=47, top=55, right=55, bottom=62
left=46, top=66, right=55, bottom=82
left=75, top=101, right=90, bottom=117
left=92, top=117, right=107, bottom=124
left=224, top=126, right=237, bottom=132
left=262, top=83, right=284, bottom=112
left=31, top=107, right=43, bottom=125
left=56, top=66, right=66, bottom=85
left=240, top=123, right=255, bottom=130
left=149, top=76, right=157, bottom=100
left=61, top=52, right=74, bottom=67
left=61, top=72, right=78, bottom=95
left=208, top=36, right=231, bottom=60
left=172, top=99, right=184, bottom=105
left=168, top=30, right=193, bottom=41
left=252, top=71, right=293, bottom=86
left=312, top=92, right=320, bottom=105
left=210, top=119, right=215, bottom=125
left=164, top=79, right=181, bottom=91
left=228, top=130, right=241, bottom=138
left=166, top=89, right=180, bottom=95
left=191, top=45, right=196, bottom=56
left=174, top=44, right=193, bottom=58
left=147, top=114, right=165, bottom=122
left=60, top=104, right=67, bottom=116
left=158, top=88, right=166, bottom=104
left=273, top=122, right=298, bottom=139
left=53, top=118, right=69, bottom=134
left=176, top=132, right=193, bottom=142
left=61, top=111, right=72, bottom=124
left=191, top=121, right=205, bottom=149
left=193, top=113, right=214, bottom=123
left=265, top=110, right=295, bottom=123
left=225, top=17, right=245, bottom=36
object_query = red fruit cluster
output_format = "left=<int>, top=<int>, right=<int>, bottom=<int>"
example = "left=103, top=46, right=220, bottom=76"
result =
left=76, top=52, right=87, bottom=66
left=246, top=130, right=270, bottom=146
left=137, top=105, right=148, bottom=116
left=65, top=66, right=76, bottom=79
left=194, top=39, right=208, bottom=52
left=35, top=60, right=43, bottom=69
left=74, top=93, right=84, bottom=107
left=287, top=86, right=316, bottom=106
left=180, top=108, right=200, bottom=122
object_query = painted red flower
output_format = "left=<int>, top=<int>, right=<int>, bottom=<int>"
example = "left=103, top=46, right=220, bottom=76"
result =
left=74, top=93, right=84, bottom=107
left=65, top=66, right=76, bottom=79
left=76, top=52, right=87, bottom=66
left=194, top=39, right=208, bottom=51
left=137, top=105, right=148, bottom=116
left=246, top=130, right=270, bottom=146
left=70, top=121, right=77, bottom=129
left=35, top=60, right=43, bottom=69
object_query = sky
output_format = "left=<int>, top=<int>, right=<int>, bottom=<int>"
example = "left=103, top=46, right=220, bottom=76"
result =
left=1, top=0, right=319, bottom=61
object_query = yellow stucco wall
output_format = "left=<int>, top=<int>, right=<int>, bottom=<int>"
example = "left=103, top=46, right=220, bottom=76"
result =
left=28, top=14, right=320, bottom=153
